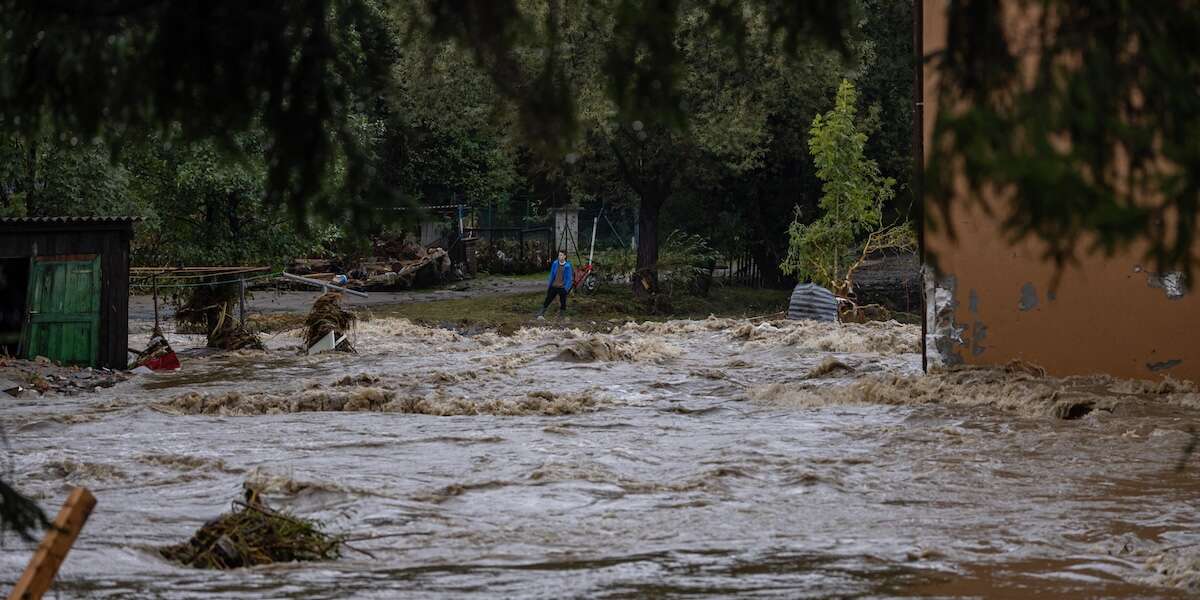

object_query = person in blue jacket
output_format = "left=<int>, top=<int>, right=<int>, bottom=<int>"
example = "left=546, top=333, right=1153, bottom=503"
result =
left=537, top=251, right=573, bottom=319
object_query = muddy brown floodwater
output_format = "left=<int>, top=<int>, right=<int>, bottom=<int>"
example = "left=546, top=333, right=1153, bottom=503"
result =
left=3, top=316, right=1199, bottom=598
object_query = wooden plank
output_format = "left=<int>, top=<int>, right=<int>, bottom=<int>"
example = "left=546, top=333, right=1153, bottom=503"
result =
left=31, top=254, right=98, bottom=263
left=8, top=487, right=97, bottom=600
left=107, top=231, right=130, bottom=370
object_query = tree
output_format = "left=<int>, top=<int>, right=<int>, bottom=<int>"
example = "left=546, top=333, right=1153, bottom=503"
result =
left=0, top=135, right=140, bottom=218
left=0, top=0, right=398, bottom=228
left=564, top=1, right=818, bottom=297
left=127, top=134, right=332, bottom=268
left=0, top=0, right=853, bottom=230
left=781, top=79, right=896, bottom=297
left=380, top=37, right=519, bottom=210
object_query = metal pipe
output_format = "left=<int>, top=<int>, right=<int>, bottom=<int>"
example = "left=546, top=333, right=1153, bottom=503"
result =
left=588, top=216, right=598, bottom=266
left=280, top=272, right=369, bottom=298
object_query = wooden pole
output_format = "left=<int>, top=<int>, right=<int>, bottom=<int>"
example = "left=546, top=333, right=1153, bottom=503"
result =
left=238, top=277, right=247, bottom=326
left=152, top=275, right=159, bottom=331
left=9, top=487, right=96, bottom=600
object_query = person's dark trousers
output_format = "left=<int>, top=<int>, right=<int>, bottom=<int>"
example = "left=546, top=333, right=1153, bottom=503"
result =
left=540, top=286, right=568, bottom=314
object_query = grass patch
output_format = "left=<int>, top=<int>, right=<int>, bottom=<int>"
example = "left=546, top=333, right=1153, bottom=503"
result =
left=365, top=284, right=790, bottom=331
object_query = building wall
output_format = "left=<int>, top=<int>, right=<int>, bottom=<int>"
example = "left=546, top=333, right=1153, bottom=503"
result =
left=922, top=1, right=1200, bottom=381
left=0, top=222, right=132, bottom=369
left=553, top=207, right=580, bottom=255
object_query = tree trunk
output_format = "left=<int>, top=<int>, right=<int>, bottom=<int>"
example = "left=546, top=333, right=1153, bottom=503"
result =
left=632, top=196, right=662, bottom=297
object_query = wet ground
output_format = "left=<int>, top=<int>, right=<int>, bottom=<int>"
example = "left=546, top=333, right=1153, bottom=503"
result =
left=128, top=275, right=545, bottom=324
left=2, top=316, right=1199, bottom=598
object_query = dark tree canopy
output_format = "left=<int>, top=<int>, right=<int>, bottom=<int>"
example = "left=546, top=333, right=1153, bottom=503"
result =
left=1, top=0, right=397, bottom=228
left=2, top=0, right=1196, bottom=275
left=1, top=0, right=854, bottom=224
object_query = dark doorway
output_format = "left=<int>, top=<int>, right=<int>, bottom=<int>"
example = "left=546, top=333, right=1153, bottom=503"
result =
left=0, top=256, right=30, bottom=357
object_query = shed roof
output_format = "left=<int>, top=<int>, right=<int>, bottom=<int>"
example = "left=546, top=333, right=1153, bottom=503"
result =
left=0, top=216, right=141, bottom=232
left=0, top=216, right=142, bottom=224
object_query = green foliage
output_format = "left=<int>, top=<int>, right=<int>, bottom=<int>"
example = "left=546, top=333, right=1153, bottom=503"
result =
left=382, top=37, right=519, bottom=208
left=0, top=476, right=49, bottom=542
left=0, top=0, right=917, bottom=284
left=0, top=0, right=398, bottom=229
left=0, top=135, right=143, bottom=218
left=781, top=80, right=896, bottom=295
left=931, top=0, right=1200, bottom=279
left=0, top=0, right=856, bottom=229
left=604, top=229, right=719, bottom=293
left=129, top=135, right=334, bottom=267
left=3, top=0, right=1190, bottom=282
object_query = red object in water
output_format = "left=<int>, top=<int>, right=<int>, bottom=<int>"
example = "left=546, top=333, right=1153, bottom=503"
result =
left=144, top=352, right=180, bottom=371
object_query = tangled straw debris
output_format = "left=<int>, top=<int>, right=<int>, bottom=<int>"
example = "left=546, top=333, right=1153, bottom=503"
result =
left=160, top=497, right=340, bottom=569
left=303, top=292, right=357, bottom=353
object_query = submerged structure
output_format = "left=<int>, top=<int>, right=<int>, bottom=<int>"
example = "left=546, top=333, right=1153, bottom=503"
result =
left=0, top=216, right=136, bottom=368
left=920, top=2, right=1199, bottom=381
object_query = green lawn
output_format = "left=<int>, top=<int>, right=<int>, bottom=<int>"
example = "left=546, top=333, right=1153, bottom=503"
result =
left=365, top=284, right=790, bottom=331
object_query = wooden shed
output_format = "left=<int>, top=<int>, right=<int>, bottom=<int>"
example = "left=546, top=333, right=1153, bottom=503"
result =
left=0, top=217, right=136, bottom=369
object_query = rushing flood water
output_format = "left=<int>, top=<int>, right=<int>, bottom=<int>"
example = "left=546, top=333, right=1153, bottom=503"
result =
left=3, top=316, right=1199, bottom=598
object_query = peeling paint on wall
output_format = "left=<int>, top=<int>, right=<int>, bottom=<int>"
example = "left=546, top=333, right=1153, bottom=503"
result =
left=924, top=267, right=965, bottom=368
left=1147, top=359, right=1183, bottom=372
left=1147, top=271, right=1188, bottom=300
left=923, top=0, right=1199, bottom=383
left=970, top=321, right=988, bottom=356
left=1018, top=282, right=1039, bottom=311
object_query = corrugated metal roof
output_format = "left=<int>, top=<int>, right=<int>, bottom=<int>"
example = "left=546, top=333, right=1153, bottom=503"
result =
left=0, top=216, right=142, bottom=224
left=788, top=283, right=839, bottom=322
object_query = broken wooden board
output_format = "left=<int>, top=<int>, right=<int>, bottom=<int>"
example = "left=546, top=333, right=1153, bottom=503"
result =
left=9, top=487, right=97, bottom=600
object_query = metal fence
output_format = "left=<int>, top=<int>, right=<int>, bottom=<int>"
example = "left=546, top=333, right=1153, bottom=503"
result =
left=721, top=250, right=765, bottom=288
left=462, top=227, right=553, bottom=270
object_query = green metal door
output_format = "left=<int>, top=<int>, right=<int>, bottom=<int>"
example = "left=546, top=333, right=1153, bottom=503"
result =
left=23, top=256, right=102, bottom=366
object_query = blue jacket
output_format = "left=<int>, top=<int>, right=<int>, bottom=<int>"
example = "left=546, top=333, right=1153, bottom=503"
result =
left=548, top=260, right=573, bottom=291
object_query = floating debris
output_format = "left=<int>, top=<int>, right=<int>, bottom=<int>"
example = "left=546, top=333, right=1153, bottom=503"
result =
left=303, top=292, right=356, bottom=354
left=132, top=327, right=180, bottom=371
left=160, top=497, right=340, bottom=569
left=175, top=285, right=264, bottom=351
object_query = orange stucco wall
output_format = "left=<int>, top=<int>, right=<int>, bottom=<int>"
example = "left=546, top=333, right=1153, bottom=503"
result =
left=922, top=0, right=1200, bottom=381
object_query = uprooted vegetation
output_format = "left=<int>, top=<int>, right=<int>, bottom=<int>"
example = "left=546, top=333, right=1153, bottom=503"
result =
left=160, top=497, right=339, bottom=569
left=175, top=284, right=264, bottom=351
left=303, top=292, right=357, bottom=352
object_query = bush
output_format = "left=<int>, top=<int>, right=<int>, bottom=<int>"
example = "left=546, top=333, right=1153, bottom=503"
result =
left=601, top=230, right=720, bottom=297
